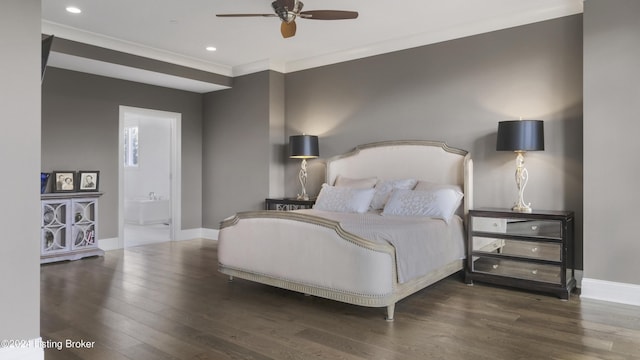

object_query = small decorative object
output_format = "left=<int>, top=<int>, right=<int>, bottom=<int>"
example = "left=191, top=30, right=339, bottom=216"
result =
left=78, top=171, right=99, bottom=192
left=40, top=172, right=50, bottom=194
left=52, top=171, right=76, bottom=193
left=43, top=210, right=54, bottom=224
left=289, top=134, right=319, bottom=200
left=496, top=120, right=544, bottom=212
left=45, top=231, right=54, bottom=249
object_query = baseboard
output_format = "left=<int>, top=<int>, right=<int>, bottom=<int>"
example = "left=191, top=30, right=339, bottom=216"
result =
left=98, top=228, right=218, bottom=251
left=575, top=270, right=583, bottom=288
left=176, top=228, right=218, bottom=241
left=200, top=228, right=219, bottom=241
left=0, top=337, right=44, bottom=360
left=98, top=237, right=120, bottom=251
left=581, top=277, right=640, bottom=307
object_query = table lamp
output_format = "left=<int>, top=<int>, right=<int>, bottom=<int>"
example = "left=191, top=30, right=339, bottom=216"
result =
left=496, top=120, right=544, bottom=213
left=289, top=134, right=319, bottom=200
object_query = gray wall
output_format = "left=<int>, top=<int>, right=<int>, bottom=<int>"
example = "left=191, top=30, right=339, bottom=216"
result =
left=203, top=71, right=275, bottom=227
left=285, top=16, right=584, bottom=267
left=583, top=0, right=640, bottom=285
left=0, top=0, right=41, bottom=343
left=42, top=68, right=204, bottom=236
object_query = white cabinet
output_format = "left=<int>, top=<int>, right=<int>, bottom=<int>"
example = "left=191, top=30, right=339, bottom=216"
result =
left=41, top=193, right=104, bottom=263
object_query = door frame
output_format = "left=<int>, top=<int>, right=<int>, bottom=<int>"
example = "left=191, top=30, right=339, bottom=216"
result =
left=118, top=106, right=182, bottom=248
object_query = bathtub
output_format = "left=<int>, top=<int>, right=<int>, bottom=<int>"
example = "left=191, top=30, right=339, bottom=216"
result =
left=125, top=198, right=171, bottom=225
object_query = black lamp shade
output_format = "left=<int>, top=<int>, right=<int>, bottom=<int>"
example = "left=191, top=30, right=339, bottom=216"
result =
left=496, top=120, right=544, bottom=151
left=289, top=135, right=319, bottom=159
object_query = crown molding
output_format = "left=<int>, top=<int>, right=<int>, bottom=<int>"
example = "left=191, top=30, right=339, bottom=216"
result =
left=281, top=2, right=583, bottom=73
left=42, top=20, right=233, bottom=77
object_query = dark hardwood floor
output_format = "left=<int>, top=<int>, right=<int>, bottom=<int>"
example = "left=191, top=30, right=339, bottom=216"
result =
left=41, top=239, right=640, bottom=360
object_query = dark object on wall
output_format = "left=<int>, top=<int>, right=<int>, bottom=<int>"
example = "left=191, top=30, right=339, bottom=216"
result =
left=40, top=172, right=50, bottom=194
left=42, top=34, right=54, bottom=81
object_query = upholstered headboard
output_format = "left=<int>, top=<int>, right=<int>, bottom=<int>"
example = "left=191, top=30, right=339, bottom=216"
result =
left=326, top=140, right=473, bottom=214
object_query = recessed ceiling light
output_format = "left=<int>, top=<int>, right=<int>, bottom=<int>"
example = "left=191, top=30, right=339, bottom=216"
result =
left=66, top=6, right=82, bottom=14
left=206, top=46, right=217, bottom=52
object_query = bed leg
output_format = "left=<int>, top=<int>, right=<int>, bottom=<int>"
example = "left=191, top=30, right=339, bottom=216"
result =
left=386, top=304, right=395, bottom=322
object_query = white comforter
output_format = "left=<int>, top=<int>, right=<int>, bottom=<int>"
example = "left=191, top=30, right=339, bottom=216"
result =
left=294, top=209, right=466, bottom=283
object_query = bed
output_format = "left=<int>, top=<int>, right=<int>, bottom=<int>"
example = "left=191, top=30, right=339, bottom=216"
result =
left=218, top=140, right=473, bottom=320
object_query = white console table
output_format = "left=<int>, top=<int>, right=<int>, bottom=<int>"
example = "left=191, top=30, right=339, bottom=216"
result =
left=40, top=192, right=104, bottom=264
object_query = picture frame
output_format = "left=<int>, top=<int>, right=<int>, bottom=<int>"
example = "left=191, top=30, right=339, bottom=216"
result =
left=78, top=171, right=99, bottom=192
left=52, top=171, right=76, bottom=193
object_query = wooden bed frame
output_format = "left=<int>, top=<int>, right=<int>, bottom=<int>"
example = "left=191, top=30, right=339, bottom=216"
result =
left=218, top=140, right=473, bottom=320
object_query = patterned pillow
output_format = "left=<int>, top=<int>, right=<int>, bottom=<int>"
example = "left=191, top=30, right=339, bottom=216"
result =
left=313, top=184, right=376, bottom=213
left=369, top=178, right=418, bottom=210
left=333, top=176, right=377, bottom=189
left=381, top=188, right=463, bottom=223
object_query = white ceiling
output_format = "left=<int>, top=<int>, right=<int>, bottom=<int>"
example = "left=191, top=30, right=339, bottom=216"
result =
left=41, top=0, right=583, bottom=92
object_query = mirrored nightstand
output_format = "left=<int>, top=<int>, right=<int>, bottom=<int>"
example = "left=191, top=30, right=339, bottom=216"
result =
left=465, top=208, right=576, bottom=299
left=265, top=198, right=316, bottom=211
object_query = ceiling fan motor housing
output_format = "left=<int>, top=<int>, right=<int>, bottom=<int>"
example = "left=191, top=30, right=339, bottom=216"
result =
left=272, top=0, right=303, bottom=23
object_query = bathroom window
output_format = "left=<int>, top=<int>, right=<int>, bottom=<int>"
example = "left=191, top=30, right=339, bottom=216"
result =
left=124, top=126, right=139, bottom=167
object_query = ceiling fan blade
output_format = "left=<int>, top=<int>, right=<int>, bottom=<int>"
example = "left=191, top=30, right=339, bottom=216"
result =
left=216, top=14, right=277, bottom=18
left=299, top=10, right=358, bottom=20
left=281, top=20, right=297, bottom=38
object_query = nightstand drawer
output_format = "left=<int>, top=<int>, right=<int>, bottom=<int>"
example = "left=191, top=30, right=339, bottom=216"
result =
left=472, top=256, right=561, bottom=284
left=472, top=217, right=507, bottom=233
left=472, top=237, right=561, bottom=261
left=506, top=219, right=562, bottom=239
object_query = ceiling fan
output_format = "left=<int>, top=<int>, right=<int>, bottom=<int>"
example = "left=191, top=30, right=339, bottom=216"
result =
left=216, top=0, right=359, bottom=38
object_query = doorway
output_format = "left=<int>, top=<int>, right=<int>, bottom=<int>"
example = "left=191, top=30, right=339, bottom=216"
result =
left=118, top=106, right=181, bottom=248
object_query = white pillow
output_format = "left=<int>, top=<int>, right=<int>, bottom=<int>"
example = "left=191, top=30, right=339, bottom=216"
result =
left=333, top=175, right=377, bottom=189
left=369, top=178, right=418, bottom=210
left=381, top=188, right=463, bottom=223
left=313, top=184, right=375, bottom=213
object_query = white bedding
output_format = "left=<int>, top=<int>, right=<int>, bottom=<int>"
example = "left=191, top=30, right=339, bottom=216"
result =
left=294, top=209, right=466, bottom=283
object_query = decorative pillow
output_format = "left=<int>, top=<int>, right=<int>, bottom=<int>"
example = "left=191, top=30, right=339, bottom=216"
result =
left=313, top=184, right=376, bottom=213
left=369, top=178, right=418, bottom=210
left=381, top=188, right=464, bottom=223
left=333, top=175, right=377, bottom=189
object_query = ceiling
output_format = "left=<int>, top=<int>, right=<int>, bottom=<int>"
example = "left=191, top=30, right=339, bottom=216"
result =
left=41, top=0, right=583, bottom=93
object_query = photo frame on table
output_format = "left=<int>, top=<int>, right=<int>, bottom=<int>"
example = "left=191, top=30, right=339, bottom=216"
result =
left=52, top=171, right=76, bottom=193
left=78, top=171, right=99, bottom=192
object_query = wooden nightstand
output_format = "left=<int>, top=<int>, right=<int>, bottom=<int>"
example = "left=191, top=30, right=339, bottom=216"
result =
left=465, top=208, right=576, bottom=299
left=265, top=198, right=316, bottom=211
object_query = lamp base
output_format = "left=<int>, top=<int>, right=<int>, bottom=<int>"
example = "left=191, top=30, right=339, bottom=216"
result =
left=512, top=204, right=532, bottom=213
left=297, top=194, right=310, bottom=201
left=512, top=151, right=533, bottom=213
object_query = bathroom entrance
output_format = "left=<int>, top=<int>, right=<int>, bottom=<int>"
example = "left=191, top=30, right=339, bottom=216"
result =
left=118, top=106, right=181, bottom=248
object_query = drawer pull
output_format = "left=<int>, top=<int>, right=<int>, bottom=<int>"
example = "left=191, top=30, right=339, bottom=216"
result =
left=492, top=264, right=499, bottom=269
left=531, top=269, right=538, bottom=275
left=531, top=225, right=538, bottom=231
left=531, top=247, right=538, bottom=253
